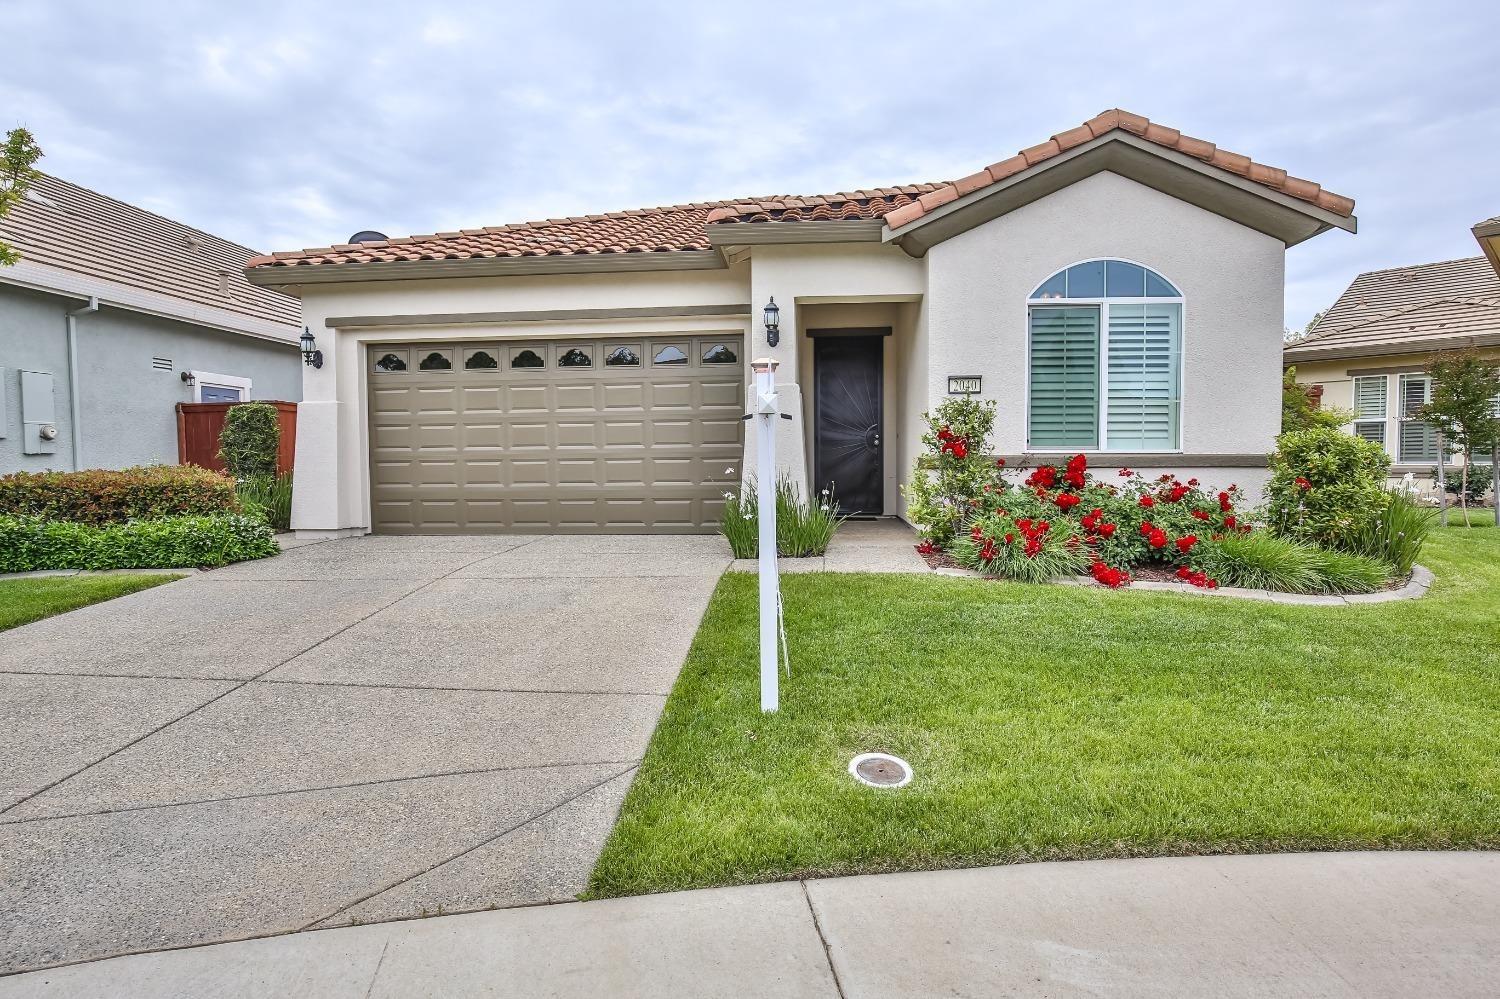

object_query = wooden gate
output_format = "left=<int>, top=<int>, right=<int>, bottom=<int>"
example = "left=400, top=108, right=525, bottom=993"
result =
left=176, top=401, right=297, bottom=474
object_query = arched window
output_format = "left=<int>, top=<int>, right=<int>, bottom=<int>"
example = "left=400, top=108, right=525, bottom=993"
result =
left=1027, top=259, right=1183, bottom=451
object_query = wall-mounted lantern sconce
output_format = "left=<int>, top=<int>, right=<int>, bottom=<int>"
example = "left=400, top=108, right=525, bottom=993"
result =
left=763, top=297, right=780, bottom=348
left=180, top=370, right=195, bottom=386
left=300, top=327, right=324, bottom=369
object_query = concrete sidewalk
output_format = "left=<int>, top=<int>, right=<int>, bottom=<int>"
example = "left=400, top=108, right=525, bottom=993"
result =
left=4, top=852, right=1496, bottom=998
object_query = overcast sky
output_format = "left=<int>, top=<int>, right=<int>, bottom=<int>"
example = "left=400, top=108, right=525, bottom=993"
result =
left=4, top=1, right=1497, bottom=330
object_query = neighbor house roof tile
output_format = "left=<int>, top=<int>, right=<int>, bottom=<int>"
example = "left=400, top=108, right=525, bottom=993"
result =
left=1284, top=256, right=1500, bottom=360
left=2, top=173, right=298, bottom=328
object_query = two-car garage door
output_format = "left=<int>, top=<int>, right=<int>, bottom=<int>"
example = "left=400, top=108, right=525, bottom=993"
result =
left=366, top=335, right=745, bottom=533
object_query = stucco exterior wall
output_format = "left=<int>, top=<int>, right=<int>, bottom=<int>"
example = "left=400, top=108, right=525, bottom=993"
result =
left=1, top=284, right=301, bottom=473
left=924, top=171, right=1286, bottom=460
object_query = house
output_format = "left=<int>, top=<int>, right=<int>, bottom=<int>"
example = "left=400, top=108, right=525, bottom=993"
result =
left=0, top=173, right=301, bottom=474
left=244, top=109, right=1356, bottom=537
left=1284, top=219, right=1500, bottom=488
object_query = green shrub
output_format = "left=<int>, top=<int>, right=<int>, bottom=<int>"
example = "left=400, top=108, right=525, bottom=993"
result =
left=903, top=397, right=999, bottom=546
left=1265, top=427, right=1390, bottom=548
left=1352, top=489, right=1434, bottom=577
left=1435, top=463, right=1492, bottom=504
left=0, top=465, right=238, bottom=526
left=1194, top=532, right=1388, bottom=594
left=236, top=473, right=294, bottom=532
left=717, top=478, right=845, bottom=558
left=0, top=514, right=278, bottom=571
left=219, top=403, right=281, bottom=479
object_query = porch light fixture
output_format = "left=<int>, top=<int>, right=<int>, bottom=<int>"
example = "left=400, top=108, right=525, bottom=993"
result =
left=300, top=327, right=324, bottom=369
left=762, top=297, right=780, bottom=348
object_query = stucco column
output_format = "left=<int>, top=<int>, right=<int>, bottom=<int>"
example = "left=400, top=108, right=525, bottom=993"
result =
left=744, top=278, right=809, bottom=499
left=290, top=324, right=361, bottom=536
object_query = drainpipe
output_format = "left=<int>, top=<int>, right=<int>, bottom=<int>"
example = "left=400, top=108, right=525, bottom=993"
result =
left=66, top=296, right=98, bottom=471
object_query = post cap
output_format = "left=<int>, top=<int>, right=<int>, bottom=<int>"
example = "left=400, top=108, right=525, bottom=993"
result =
left=749, top=357, right=780, bottom=372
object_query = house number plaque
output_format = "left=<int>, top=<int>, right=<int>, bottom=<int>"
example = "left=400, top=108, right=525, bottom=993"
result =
left=947, top=375, right=982, bottom=395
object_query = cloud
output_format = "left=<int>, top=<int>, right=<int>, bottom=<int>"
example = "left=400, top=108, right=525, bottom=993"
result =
left=2, top=0, right=1496, bottom=328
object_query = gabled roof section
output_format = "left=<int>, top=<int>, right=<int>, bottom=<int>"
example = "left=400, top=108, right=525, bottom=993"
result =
left=246, top=108, right=1355, bottom=283
left=878, top=109, right=1356, bottom=255
left=0, top=173, right=298, bottom=336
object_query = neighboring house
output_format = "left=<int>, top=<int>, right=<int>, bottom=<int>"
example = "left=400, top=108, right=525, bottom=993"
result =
left=0, top=173, right=301, bottom=474
left=1284, top=220, right=1500, bottom=488
left=245, top=108, right=1356, bottom=537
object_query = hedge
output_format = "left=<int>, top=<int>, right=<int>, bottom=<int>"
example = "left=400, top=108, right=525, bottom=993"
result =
left=0, top=514, right=278, bottom=572
left=219, top=403, right=281, bottom=479
left=0, top=465, right=238, bottom=527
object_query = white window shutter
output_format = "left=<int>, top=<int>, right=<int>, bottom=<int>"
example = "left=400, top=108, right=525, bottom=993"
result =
left=1028, top=307, right=1099, bottom=448
left=1105, top=303, right=1180, bottom=449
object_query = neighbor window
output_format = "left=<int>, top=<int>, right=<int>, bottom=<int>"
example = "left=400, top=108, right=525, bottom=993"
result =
left=1351, top=375, right=1387, bottom=447
left=1027, top=260, right=1182, bottom=451
left=1397, top=373, right=1439, bottom=464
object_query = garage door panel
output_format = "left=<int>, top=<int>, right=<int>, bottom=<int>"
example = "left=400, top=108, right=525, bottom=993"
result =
left=603, top=383, right=646, bottom=409
left=650, top=382, right=694, bottom=409
left=507, top=385, right=550, bottom=413
left=508, top=423, right=550, bottom=449
left=700, top=380, right=742, bottom=408
left=368, top=335, right=743, bottom=533
left=556, top=422, right=597, bottom=448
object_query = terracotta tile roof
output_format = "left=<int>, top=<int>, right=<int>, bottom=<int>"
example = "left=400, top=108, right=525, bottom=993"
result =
left=2, top=173, right=298, bottom=328
left=702, top=186, right=949, bottom=225
left=881, top=108, right=1355, bottom=232
left=246, top=198, right=797, bottom=269
left=249, top=108, right=1351, bottom=271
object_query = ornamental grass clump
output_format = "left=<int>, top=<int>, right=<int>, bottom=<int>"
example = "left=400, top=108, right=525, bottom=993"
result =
left=1353, top=489, right=1433, bottom=578
left=1191, top=532, right=1387, bottom=594
left=717, top=477, right=845, bottom=558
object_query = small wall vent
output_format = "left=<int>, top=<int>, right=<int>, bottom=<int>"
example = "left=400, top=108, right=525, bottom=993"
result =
left=152, top=356, right=174, bottom=371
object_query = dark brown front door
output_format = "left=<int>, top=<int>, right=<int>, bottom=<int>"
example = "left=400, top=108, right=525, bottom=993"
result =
left=813, top=334, right=883, bottom=516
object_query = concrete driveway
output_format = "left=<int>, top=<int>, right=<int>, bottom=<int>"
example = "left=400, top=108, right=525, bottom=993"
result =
left=0, top=533, right=730, bottom=975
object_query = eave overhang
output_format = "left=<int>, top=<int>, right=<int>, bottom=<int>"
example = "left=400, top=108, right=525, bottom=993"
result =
left=243, top=248, right=726, bottom=293
left=883, top=133, right=1358, bottom=257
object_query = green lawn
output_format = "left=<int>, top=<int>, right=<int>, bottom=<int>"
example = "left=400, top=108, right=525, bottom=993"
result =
left=588, top=524, right=1500, bottom=898
left=0, top=574, right=184, bottom=632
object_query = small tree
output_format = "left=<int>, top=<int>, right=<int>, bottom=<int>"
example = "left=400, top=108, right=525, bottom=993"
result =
left=1281, top=367, right=1350, bottom=432
left=0, top=127, right=44, bottom=266
left=218, top=403, right=281, bottom=480
left=1418, top=350, right=1500, bottom=527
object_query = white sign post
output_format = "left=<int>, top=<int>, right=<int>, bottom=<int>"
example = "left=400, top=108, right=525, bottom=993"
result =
left=750, top=357, right=780, bottom=713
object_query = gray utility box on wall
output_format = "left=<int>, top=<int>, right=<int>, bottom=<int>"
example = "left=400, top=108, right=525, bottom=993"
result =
left=18, top=369, right=60, bottom=455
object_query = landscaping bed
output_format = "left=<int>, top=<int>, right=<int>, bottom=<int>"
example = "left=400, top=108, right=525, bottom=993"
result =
left=587, top=525, right=1500, bottom=898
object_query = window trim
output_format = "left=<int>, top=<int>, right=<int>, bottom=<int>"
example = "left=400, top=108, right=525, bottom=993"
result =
left=1025, top=258, right=1185, bottom=454
left=191, top=370, right=251, bottom=403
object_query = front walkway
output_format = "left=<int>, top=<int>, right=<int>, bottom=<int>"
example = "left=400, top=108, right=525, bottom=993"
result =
left=4, top=852, right=1496, bottom=997
left=0, top=534, right=730, bottom=975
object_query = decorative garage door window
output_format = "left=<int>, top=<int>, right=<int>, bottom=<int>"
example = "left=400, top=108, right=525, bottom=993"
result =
left=702, top=343, right=738, bottom=364
left=464, top=349, right=499, bottom=369
left=373, top=351, right=408, bottom=373
left=511, top=347, right=545, bottom=368
left=1027, top=259, right=1183, bottom=451
left=606, top=345, right=641, bottom=366
left=418, top=350, right=453, bottom=370
left=558, top=347, right=593, bottom=367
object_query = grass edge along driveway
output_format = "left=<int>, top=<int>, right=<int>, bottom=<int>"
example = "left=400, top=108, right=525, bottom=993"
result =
left=588, top=526, right=1500, bottom=898
left=0, top=573, right=184, bottom=632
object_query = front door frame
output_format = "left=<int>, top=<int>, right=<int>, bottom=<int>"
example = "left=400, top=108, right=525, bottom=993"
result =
left=809, top=327, right=890, bottom=516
